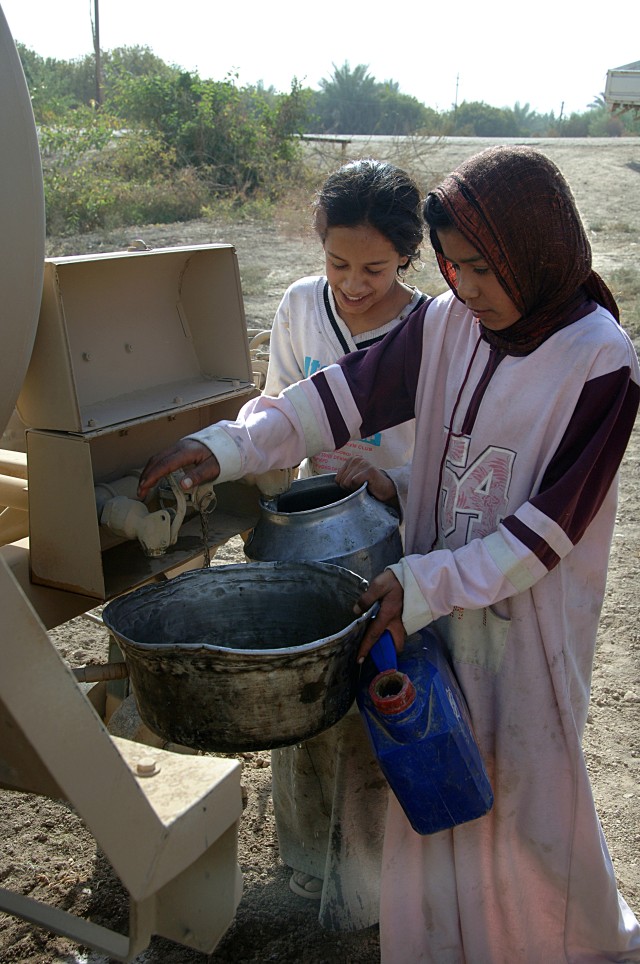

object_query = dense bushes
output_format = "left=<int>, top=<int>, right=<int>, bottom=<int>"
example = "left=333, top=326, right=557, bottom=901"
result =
left=18, top=45, right=640, bottom=236
left=22, top=45, right=310, bottom=235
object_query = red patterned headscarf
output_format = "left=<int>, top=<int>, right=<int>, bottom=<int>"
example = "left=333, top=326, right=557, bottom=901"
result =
left=428, top=146, right=619, bottom=355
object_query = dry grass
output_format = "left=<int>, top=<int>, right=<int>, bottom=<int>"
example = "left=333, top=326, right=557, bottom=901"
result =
left=610, top=266, right=640, bottom=343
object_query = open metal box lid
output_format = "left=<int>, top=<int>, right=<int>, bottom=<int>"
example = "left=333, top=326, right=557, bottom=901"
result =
left=17, top=244, right=255, bottom=434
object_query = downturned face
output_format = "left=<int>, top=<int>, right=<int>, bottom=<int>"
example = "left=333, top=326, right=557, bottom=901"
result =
left=437, top=227, right=521, bottom=331
left=324, top=224, right=406, bottom=322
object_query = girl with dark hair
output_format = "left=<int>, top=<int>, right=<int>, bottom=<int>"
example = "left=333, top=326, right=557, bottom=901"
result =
left=264, top=157, right=426, bottom=478
left=264, top=158, right=426, bottom=929
left=139, top=146, right=640, bottom=961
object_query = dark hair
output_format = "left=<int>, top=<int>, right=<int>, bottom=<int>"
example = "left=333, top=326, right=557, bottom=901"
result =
left=423, top=192, right=453, bottom=256
left=313, top=158, right=423, bottom=273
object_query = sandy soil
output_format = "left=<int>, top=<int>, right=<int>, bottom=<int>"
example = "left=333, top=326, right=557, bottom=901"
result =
left=1, top=137, right=639, bottom=963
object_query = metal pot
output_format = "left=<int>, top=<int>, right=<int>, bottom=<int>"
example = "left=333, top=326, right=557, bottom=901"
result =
left=102, top=561, right=375, bottom=752
left=244, top=473, right=402, bottom=582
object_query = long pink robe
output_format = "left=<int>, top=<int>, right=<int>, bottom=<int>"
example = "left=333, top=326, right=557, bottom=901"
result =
left=191, top=292, right=640, bottom=962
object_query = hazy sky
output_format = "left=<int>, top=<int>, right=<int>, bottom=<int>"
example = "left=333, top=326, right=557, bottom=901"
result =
left=1, top=0, right=637, bottom=116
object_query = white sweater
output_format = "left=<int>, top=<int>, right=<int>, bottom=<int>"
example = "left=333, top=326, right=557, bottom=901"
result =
left=264, top=275, right=424, bottom=476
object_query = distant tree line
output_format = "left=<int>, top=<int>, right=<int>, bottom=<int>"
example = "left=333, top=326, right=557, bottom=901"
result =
left=307, top=62, right=640, bottom=137
left=20, top=47, right=639, bottom=138
left=16, top=44, right=639, bottom=235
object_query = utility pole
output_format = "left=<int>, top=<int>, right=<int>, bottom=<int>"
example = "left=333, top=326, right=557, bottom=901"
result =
left=92, top=0, right=103, bottom=107
left=454, top=73, right=459, bottom=112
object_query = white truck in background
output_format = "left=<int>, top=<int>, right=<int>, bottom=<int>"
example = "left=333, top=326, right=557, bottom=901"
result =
left=605, top=60, right=640, bottom=115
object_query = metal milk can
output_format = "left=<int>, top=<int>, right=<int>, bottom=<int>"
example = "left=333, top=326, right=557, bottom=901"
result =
left=243, top=473, right=402, bottom=582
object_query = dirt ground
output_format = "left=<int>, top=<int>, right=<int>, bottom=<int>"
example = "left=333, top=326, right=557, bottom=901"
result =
left=1, top=136, right=639, bottom=963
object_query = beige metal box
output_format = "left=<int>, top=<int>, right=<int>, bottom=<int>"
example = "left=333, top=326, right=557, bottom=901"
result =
left=18, top=244, right=254, bottom=433
left=20, top=245, right=260, bottom=600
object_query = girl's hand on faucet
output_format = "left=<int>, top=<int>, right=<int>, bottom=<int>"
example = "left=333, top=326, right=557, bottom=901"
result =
left=137, top=439, right=220, bottom=500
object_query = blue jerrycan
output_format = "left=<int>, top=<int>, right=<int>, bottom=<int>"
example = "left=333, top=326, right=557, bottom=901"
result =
left=357, top=628, right=493, bottom=835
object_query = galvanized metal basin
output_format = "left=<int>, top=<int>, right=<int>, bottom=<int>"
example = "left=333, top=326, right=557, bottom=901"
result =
left=102, top=561, right=375, bottom=752
left=244, top=474, right=402, bottom=582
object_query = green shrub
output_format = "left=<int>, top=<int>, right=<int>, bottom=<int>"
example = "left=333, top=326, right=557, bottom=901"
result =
left=42, top=118, right=211, bottom=234
left=39, top=74, right=309, bottom=235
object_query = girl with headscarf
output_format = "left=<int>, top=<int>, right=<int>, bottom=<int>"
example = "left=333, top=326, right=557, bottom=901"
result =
left=138, top=146, right=640, bottom=962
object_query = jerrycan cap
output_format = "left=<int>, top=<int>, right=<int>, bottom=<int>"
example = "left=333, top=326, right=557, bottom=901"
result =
left=369, top=631, right=416, bottom=715
left=369, top=668, right=416, bottom=715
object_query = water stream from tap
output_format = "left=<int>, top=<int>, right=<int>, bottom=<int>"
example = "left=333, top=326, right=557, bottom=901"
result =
left=199, top=505, right=212, bottom=567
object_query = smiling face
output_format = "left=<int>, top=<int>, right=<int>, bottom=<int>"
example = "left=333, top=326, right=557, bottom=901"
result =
left=437, top=226, right=521, bottom=331
left=324, top=224, right=408, bottom=331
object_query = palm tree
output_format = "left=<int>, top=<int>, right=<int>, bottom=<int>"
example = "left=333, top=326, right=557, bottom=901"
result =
left=589, top=93, right=607, bottom=110
left=318, top=62, right=379, bottom=133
